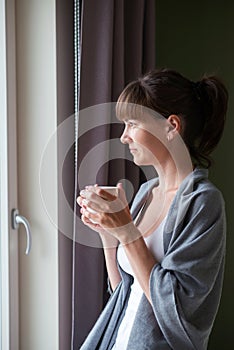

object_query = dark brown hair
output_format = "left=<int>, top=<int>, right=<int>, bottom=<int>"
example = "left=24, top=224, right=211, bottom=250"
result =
left=117, top=68, right=228, bottom=168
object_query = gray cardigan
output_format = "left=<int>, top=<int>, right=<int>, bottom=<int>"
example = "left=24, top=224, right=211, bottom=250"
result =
left=80, top=168, right=226, bottom=350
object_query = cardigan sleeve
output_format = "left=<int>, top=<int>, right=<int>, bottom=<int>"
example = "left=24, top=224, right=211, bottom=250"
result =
left=149, top=187, right=226, bottom=350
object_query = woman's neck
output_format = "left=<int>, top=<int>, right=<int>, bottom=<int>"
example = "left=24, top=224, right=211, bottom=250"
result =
left=153, top=159, right=192, bottom=193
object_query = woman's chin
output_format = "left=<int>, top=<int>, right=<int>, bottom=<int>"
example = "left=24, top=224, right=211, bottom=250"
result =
left=132, top=158, right=148, bottom=166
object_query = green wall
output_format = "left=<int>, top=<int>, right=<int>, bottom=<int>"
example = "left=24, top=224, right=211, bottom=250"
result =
left=156, top=1, right=234, bottom=348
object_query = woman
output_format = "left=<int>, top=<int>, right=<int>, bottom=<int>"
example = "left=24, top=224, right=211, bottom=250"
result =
left=77, top=68, right=228, bottom=349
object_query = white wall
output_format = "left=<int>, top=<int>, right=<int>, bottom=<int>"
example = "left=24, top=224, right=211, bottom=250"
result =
left=16, top=0, right=59, bottom=349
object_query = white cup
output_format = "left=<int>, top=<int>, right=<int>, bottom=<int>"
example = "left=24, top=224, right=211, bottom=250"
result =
left=87, top=186, right=118, bottom=223
left=97, top=186, right=118, bottom=196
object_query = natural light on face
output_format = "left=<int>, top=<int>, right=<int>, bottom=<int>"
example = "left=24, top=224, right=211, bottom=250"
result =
left=116, top=101, right=169, bottom=142
left=116, top=101, right=172, bottom=170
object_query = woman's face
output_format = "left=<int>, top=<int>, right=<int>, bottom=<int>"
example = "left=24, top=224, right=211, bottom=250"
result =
left=120, top=114, right=169, bottom=167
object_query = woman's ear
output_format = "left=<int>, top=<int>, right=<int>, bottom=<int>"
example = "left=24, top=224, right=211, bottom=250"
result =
left=167, top=115, right=182, bottom=140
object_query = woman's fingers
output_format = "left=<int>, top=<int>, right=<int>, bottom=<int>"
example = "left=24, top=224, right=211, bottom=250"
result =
left=77, top=196, right=83, bottom=207
left=117, top=183, right=129, bottom=206
left=81, top=212, right=99, bottom=227
left=82, top=206, right=100, bottom=223
left=117, top=182, right=127, bottom=203
left=78, top=184, right=137, bottom=245
left=78, top=184, right=130, bottom=224
left=116, top=183, right=131, bottom=214
left=85, top=186, right=117, bottom=202
left=79, top=187, right=118, bottom=213
left=80, top=187, right=104, bottom=204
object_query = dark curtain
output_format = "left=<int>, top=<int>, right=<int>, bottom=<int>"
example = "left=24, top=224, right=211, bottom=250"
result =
left=56, top=0, right=75, bottom=350
left=72, top=1, right=156, bottom=348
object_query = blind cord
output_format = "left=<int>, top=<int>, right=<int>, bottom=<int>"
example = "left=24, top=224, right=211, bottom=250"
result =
left=71, top=0, right=81, bottom=348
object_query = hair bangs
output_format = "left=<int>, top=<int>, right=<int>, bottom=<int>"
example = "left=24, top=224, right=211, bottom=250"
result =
left=116, top=81, right=148, bottom=121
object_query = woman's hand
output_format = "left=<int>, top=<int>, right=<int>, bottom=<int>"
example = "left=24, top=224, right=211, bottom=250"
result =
left=77, top=190, right=117, bottom=248
left=77, top=183, right=141, bottom=245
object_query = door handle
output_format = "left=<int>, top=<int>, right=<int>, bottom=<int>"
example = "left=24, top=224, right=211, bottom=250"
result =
left=11, top=209, right=32, bottom=255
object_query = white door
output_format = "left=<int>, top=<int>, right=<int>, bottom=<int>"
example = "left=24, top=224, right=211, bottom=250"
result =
left=0, top=0, right=19, bottom=349
left=1, top=1, right=59, bottom=349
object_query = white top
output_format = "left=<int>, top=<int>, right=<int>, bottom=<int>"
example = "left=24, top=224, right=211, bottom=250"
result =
left=112, top=216, right=166, bottom=350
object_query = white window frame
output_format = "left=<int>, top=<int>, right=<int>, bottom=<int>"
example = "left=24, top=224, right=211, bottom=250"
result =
left=0, top=0, right=19, bottom=349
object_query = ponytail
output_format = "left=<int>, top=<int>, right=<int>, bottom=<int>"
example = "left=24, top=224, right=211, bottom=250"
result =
left=192, top=75, right=228, bottom=168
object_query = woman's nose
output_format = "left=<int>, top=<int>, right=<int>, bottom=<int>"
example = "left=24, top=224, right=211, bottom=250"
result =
left=120, top=125, right=131, bottom=144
